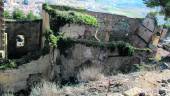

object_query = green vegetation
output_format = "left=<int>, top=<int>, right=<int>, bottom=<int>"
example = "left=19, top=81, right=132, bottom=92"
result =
left=117, top=41, right=134, bottom=56
left=144, top=0, right=170, bottom=18
left=45, top=28, right=63, bottom=48
left=4, top=9, right=40, bottom=20
left=43, top=4, right=98, bottom=27
left=43, top=4, right=149, bottom=57
left=26, top=11, right=40, bottom=20
left=3, top=10, right=11, bottom=19
left=0, top=50, right=48, bottom=70
left=0, top=59, right=16, bottom=70
left=57, top=38, right=152, bottom=56
left=13, top=9, right=26, bottom=20
left=43, top=4, right=98, bottom=50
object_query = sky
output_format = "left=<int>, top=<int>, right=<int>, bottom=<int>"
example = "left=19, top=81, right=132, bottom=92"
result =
left=4, top=0, right=166, bottom=24
left=47, top=0, right=166, bottom=24
left=47, top=0, right=158, bottom=18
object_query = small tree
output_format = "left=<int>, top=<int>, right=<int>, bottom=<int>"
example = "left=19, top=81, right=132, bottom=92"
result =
left=144, top=0, right=170, bottom=18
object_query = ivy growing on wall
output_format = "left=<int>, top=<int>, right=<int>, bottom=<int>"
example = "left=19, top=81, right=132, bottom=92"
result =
left=43, top=4, right=99, bottom=49
left=43, top=4, right=151, bottom=57
left=43, top=4, right=98, bottom=33
left=117, top=41, right=134, bottom=56
left=45, top=28, right=63, bottom=48
left=57, top=38, right=152, bottom=56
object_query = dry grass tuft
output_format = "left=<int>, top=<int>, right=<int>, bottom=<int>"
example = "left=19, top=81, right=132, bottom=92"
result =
left=2, top=93, right=14, bottom=96
left=29, top=80, right=85, bottom=96
left=77, top=66, right=104, bottom=82
left=29, top=80, right=62, bottom=96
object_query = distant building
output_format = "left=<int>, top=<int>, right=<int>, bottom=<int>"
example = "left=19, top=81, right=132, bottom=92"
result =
left=0, top=0, right=7, bottom=58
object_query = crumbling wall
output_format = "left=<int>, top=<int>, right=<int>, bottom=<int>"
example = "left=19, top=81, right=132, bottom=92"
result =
left=0, top=50, right=58, bottom=92
left=54, top=12, right=140, bottom=41
left=53, top=43, right=147, bottom=82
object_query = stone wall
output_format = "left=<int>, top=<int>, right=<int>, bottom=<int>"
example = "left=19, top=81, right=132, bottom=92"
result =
left=5, top=20, right=42, bottom=58
left=0, top=43, right=149, bottom=92
left=87, top=11, right=140, bottom=39
left=0, top=51, right=58, bottom=92
left=0, top=10, right=152, bottom=93
left=53, top=44, right=146, bottom=82
left=54, top=11, right=140, bottom=41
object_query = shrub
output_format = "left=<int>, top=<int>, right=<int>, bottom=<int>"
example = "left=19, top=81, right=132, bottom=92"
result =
left=13, top=9, right=26, bottom=20
left=26, top=11, right=40, bottom=20
left=117, top=41, right=134, bottom=56
left=0, top=59, right=16, bottom=70
left=3, top=10, right=11, bottom=19
left=45, top=28, right=63, bottom=48
left=26, top=11, right=35, bottom=20
left=77, top=66, right=104, bottom=82
left=49, top=34, right=58, bottom=47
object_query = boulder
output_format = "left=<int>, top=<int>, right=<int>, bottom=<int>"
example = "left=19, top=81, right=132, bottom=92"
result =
left=160, top=63, right=170, bottom=70
left=124, top=87, right=143, bottom=96
left=139, top=93, right=146, bottom=96
left=159, top=88, right=167, bottom=96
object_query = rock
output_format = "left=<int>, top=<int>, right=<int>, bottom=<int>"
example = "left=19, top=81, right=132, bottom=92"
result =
left=157, top=80, right=162, bottom=83
left=163, top=43, right=170, bottom=52
left=167, top=79, right=170, bottom=83
left=159, top=88, right=167, bottom=96
left=160, top=63, right=170, bottom=70
left=139, top=93, right=145, bottom=96
left=63, top=87, right=74, bottom=96
left=26, top=73, right=42, bottom=89
left=124, top=87, right=143, bottom=96
left=162, top=80, right=168, bottom=84
left=161, top=84, right=166, bottom=87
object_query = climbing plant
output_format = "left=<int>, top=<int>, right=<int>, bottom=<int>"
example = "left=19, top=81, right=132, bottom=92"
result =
left=45, top=28, right=63, bottom=48
left=43, top=4, right=99, bottom=52
left=43, top=4, right=151, bottom=57
left=43, top=4, right=98, bottom=33
left=57, top=38, right=152, bottom=56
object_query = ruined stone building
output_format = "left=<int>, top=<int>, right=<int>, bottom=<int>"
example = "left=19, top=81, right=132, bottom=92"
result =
left=0, top=4, right=168, bottom=59
left=0, top=0, right=42, bottom=59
